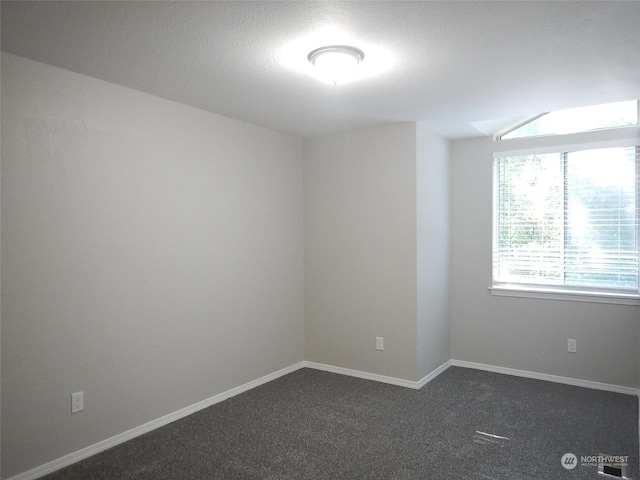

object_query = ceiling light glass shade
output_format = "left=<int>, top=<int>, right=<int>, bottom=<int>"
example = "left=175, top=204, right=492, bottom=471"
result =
left=308, top=45, right=364, bottom=85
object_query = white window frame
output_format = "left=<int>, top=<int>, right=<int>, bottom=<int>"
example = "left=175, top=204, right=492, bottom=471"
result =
left=490, top=125, right=640, bottom=305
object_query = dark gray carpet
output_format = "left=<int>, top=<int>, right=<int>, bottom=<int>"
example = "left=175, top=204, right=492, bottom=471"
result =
left=43, top=367, right=638, bottom=479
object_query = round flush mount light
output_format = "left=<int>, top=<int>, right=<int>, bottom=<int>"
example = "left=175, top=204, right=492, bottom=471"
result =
left=307, top=45, right=365, bottom=85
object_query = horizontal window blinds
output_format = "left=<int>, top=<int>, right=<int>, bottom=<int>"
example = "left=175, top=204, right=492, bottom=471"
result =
left=493, top=145, right=639, bottom=293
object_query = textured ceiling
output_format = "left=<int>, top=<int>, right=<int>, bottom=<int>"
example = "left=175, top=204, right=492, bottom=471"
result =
left=2, top=1, right=639, bottom=139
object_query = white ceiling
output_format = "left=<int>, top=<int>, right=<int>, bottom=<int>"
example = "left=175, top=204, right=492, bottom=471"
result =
left=2, top=1, right=639, bottom=139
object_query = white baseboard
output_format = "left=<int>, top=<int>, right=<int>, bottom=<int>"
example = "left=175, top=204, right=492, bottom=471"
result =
left=303, top=361, right=418, bottom=388
left=416, top=360, right=452, bottom=389
left=303, top=360, right=451, bottom=390
left=450, top=359, right=640, bottom=396
left=7, top=362, right=306, bottom=480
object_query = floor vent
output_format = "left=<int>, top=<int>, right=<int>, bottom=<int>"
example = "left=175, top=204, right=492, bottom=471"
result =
left=597, top=453, right=630, bottom=479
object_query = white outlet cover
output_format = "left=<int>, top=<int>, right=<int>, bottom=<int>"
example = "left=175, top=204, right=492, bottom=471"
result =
left=71, top=391, right=84, bottom=413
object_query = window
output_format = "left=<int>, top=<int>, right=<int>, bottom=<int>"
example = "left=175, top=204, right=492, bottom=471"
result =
left=492, top=101, right=640, bottom=303
left=500, top=100, right=638, bottom=139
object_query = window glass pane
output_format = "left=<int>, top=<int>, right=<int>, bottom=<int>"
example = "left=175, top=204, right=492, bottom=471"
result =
left=565, top=147, right=638, bottom=288
left=494, top=153, right=563, bottom=284
left=502, top=100, right=638, bottom=139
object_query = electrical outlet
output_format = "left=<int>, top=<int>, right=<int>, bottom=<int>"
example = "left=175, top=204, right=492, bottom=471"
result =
left=71, top=391, right=84, bottom=414
left=567, top=339, right=577, bottom=353
left=376, top=337, right=384, bottom=351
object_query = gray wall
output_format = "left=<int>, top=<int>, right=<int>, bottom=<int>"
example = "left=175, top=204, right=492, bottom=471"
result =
left=450, top=136, right=639, bottom=388
left=1, top=54, right=305, bottom=478
left=304, top=124, right=450, bottom=382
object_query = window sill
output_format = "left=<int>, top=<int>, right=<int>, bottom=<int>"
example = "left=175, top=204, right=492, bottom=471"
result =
left=489, top=285, right=640, bottom=306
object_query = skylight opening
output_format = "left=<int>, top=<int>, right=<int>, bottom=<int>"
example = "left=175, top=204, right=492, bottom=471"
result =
left=500, top=100, right=639, bottom=140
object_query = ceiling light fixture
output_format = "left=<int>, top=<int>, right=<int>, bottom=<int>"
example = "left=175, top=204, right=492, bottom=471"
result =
left=308, top=45, right=364, bottom=85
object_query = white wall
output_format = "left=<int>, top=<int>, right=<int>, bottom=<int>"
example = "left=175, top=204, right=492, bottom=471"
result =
left=416, top=125, right=450, bottom=379
left=450, top=136, right=639, bottom=388
left=4, top=50, right=636, bottom=480
left=304, top=124, right=418, bottom=380
left=1, top=53, right=304, bottom=478
left=304, top=123, right=450, bottom=382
